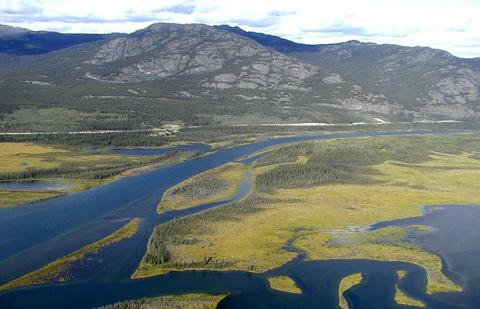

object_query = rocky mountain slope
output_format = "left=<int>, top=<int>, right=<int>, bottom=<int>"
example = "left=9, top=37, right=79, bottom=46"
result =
left=0, top=22, right=478, bottom=123
left=80, top=23, right=392, bottom=112
left=220, top=25, right=480, bottom=119
left=86, top=23, right=318, bottom=90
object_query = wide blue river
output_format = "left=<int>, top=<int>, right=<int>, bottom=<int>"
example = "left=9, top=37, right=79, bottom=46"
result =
left=0, top=130, right=478, bottom=308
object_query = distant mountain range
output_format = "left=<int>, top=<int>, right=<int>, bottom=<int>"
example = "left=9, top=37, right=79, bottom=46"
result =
left=0, top=22, right=479, bottom=121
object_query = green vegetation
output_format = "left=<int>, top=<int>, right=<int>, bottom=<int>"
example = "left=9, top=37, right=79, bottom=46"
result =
left=255, top=134, right=480, bottom=191
left=395, top=270, right=426, bottom=308
left=267, top=275, right=302, bottom=294
left=136, top=135, right=480, bottom=294
left=96, top=293, right=226, bottom=309
left=0, top=190, right=60, bottom=208
left=0, top=218, right=140, bottom=291
left=0, top=107, right=131, bottom=133
left=1, top=102, right=479, bottom=148
left=158, top=162, right=246, bottom=214
left=338, top=273, right=363, bottom=309
left=0, top=142, right=199, bottom=181
left=0, top=142, right=202, bottom=207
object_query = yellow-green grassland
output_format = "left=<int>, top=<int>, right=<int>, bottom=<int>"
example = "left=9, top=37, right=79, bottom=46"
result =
left=394, top=270, right=426, bottom=308
left=338, top=273, right=363, bottom=309
left=0, top=218, right=140, bottom=291
left=267, top=275, right=302, bottom=294
left=135, top=134, right=480, bottom=295
left=157, top=162, right=247, bottom=214
left=96, top=293, right=226, bottom=309
left=0, top=142, right=198, bottom=207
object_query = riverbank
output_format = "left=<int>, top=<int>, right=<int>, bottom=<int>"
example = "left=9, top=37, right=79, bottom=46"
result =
left=136, top=134, right=480, bottom=295
left=0, top=218, right=140, bottom=291
left=0, top=142, right=203, bottom=208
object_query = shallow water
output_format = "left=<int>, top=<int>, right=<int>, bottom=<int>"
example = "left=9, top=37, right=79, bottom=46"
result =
left=0, top=130, right=477, bottom=308
left=109, top=143, right=212, bottom=156
left=371, top=205, right=480, bottom=308
left=0, top=180, right=68, bottom=191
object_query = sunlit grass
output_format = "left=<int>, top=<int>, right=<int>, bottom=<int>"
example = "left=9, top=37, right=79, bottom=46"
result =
left=338, top=273, right=363, bottom=309
left=157, top=162, right=246, bottom=214
left=0, top=218, right=140, bottom=291
left=267, top=275, right=302, bottom=294
left=0, top=142, right=197, bottom=207
left=136, top=136, right=480, bottom=296
left=96, top=293, right=226, bottom=309
left=394, top=270, right=426, bottom=308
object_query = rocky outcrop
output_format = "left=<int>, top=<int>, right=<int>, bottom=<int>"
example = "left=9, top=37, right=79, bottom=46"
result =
left=290, top=41, right=480, bottom=119
left=87, top=23, right=318, bottom=91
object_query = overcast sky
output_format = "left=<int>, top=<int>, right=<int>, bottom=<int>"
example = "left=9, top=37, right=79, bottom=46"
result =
left=1, top=0, right=479, bottom=58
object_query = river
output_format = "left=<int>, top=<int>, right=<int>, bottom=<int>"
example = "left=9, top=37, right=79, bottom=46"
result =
left=0, top=130, right=477, bottom=308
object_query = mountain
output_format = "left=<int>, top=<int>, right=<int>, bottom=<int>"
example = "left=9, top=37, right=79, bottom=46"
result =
left=79, top=22, right=394, bottom=114
left=215, top=25, right=318, bottom=53
left=0, top=22, right=478, bottom=128
left=86, top=23, right=318, bottom=89
left=0, top=24, right=114, bottom=55
left=219, top=26, right=480, bottom=119
left=0, top=24, right=30, bottom=37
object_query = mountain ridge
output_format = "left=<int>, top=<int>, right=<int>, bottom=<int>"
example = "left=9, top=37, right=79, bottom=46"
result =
left=0, top=22, right=478, bottom=121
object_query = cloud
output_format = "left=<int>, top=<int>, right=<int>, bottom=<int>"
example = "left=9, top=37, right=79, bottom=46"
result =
left=0, top=0, right=479, bottom=58
left=231, top=16, right=278, bottom=28
left=0, top=0, right=42, bottom=15
left=155, top=3, right=196, bottom=15
left=230, top=9, right=295, bottom=29
left=304, top=23, right=409, bottom=38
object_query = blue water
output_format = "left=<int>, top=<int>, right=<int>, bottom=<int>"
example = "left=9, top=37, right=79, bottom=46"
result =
left=109, top=143, right=212, bottom=156
left=0, top=180, right=68, bottom=191
left=370, top=205, right=480, bottom=308
left=0, top=130, right=476, bottom=308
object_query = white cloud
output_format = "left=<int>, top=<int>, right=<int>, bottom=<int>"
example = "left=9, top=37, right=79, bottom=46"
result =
left=0, top=0, right=479, bottom=58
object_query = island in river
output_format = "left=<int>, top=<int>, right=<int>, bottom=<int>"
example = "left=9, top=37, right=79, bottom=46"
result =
left=1, top=131, right=480, bottom=308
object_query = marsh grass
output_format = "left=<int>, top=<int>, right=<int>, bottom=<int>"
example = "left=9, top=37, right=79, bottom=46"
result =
left=137, top=135, right=480, bottom=294
left=267, top=276, right=302, bottom=294
left=95, top=293, right=226, bottom=309
left=157, top=162, right=246, bottom=214
left=0, top=142, right=202, bottom=207
left=338, top=273, right=363, bottom=309
left=0, top=218, right=140, bottom=291
left=395, top=270, right=426, bottom=308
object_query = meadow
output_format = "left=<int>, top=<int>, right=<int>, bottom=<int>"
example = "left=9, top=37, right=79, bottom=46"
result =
left=267, top=275, right=302, bottom=294
left=338, top=273, right=363, bottom=309
left=135, top=134, right=480, bottom=295
left=0, top=218, right=140, bottom=291
left=0, top=142, right=201, bottom=207
left=157, top=162, right=246, bottom=214
left=395, top=270, right=426, bottom=308
left=96, top=293, right=226, bottom=309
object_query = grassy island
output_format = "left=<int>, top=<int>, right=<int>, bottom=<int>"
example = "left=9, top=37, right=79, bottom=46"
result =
left=338, top=273, right=363, bottom=309
left=0, top=218, right=140, bottom=291
left=96, top=293, right=226, bottom=309
left=395, top=270, right=426, bottom=308
left=267, top=275, right=302, bottom=294
left=0, top=142, right=200, bottom=207
left=135, top=134, right=480, bottom=295
left=157, top=162, right=246, bottom=214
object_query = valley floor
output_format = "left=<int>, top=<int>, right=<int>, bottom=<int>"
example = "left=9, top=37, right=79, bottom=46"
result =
left=0, top=142, right=201, bottom=208
left=135, top=134, right=480, bottom=295
left=2, top=132, right=480, bottom=308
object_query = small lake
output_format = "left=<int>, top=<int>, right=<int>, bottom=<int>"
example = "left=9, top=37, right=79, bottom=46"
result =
left=0, top=180, right=69, bottom=191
